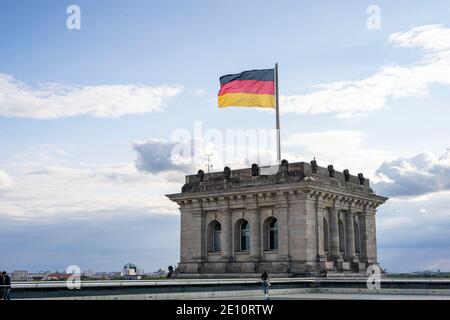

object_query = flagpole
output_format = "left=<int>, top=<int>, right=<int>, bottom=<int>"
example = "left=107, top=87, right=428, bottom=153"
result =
left=275, top=63, right=281, bottom=164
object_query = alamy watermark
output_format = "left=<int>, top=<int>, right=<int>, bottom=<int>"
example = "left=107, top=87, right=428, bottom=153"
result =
left=66, top=5, right=81, bottom=30
left=366, top=264, right=382, bottom=290
left=366, top=5, right=381, bottom=30
left=169, top=121, right=280, bottom=174
left=66, top=265, right=81, bottom=290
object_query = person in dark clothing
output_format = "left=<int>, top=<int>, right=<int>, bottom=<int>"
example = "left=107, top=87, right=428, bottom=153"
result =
left=0, top=272, right=4, bottom=300
left=260, top=271, right=270, bottom=299
left=2, top=272, right=11, bottom=300
left=167, top=266, right=174, bottom=279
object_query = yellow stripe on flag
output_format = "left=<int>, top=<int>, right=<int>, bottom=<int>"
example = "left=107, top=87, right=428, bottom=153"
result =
left=218, top=93, right=275, bottom=109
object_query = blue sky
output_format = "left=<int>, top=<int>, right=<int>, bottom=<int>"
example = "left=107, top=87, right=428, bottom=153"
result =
left=1, top=0, right=450, bottom=273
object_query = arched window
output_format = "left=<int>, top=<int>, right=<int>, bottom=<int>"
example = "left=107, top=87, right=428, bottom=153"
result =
left=268, top=218, right=279, bottom=250
left=323, top=217, right=329, bottom=255
left=354, top=221, right=360, bottom=254
left=240, top=220, right=250, bottom=251
left=208, top=221, right=221, bottom=252
left=213, top=222, right=221, bottom=252
left=338, top=220, right=345, bottom=256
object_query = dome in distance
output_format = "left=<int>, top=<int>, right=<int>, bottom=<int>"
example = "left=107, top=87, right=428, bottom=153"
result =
left=123, top=263, right=137, bottom=270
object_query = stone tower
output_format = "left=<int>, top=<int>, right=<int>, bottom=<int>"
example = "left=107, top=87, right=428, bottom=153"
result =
left=166, top=160, right=387, bottom=278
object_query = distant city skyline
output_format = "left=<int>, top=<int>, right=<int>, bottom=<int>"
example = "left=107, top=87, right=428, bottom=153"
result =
left=1, top=0, right=450, bottom=273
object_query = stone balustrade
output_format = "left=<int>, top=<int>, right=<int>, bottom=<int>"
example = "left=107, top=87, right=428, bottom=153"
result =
left=182, top=160, right=373, bottom=194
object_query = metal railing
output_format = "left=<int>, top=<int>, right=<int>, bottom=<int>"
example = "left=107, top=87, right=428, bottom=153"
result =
left=5, top=277, right=450, bottom=300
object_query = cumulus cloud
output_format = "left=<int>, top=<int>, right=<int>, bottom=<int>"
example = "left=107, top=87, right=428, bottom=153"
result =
left=377, top=190, right=450, bottom=271
left=0, top=146, right=181, bottom=219
left=134, top=138, right=224, bottom=174
left=281, top=24, right=450, bottom=118
left=0, top=213, right=180, bottom=272
left=0, top=74, right=183, bottom=119
left=133, top=130, right=393, bottom=179
left=0, top=170, right=12, bottom=189
left=374, top=148, right=450, bottom=197
left=134, top=139, right=192, bottom=173
left=389, top=24, right=450, bottom=51
left=284, top=130, right=392, bottom=177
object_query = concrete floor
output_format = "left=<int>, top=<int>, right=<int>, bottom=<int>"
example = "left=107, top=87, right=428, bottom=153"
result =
left=215, top=293, right=450, bottom=300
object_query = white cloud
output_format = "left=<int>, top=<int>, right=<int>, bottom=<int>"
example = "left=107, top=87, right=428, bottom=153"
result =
left=134, top=139, right=190, bottom=173
left=389, top=24, right=450, bottom=51
left=134, top=138, right=224, bottom=174
left=281, top=24, right=450, bottom=118
left=285, top=131, right=363, bottom=154
left=378, top=191, right=450, bottom=240
left=375, top=166, right=450, bottom=272
left=0, top=74, right=183, bottom=119
left=284, top=130, right=392, bottom=178
left=378, top=215, right=412, bottom=230
left=0, top=137, right=278, bottom=220
left=0, top=146, right=181, bottom=219
left=374, top=149, right=450, bottom=197
left=0, top=170, right=12, bottom=189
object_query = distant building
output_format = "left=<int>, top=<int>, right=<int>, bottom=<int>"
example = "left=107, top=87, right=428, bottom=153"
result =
left=42, top=273, right=71, bottom=281
left=91, top=272, right=120, bottom=280
left=152, top=268, right=167, bottom=276
left=121, top=263, right=141, bottom=279
left=121, top=263, right=137, bottom=276
left=12, top=270, right=29, bottom=281
left=82, top=269, right=95, bottom=277
left=29, top=273, right=46, bottom=281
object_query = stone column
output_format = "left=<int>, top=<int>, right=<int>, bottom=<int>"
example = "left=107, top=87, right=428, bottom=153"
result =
left=249, top=208, right=261, bottom=261
left=179, top=207, right=190, bottom=264
left=345, top=211, right=356, bottom=260
left=365, top=208, right=378, bottom=264
left=315, top=198, right=323, bottom=258
left=359, top=210, right=368, bottom=262
left=372, top=211, right=378, bottom=263
left=317, top=203, right=331, bottom=272
left=221, top=209, right=233, bottom=261
left=275, top=204, right=290, bottom=260
left=191, top=209, right=206, bottom=262
left=329, top=207, right=340, bottom=260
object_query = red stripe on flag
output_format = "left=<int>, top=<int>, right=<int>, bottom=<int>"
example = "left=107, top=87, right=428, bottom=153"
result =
left=218, top=79, right=274, bottom=96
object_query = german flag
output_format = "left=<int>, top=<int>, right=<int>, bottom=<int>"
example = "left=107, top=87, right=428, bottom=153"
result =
left=218, top=69, right=275, bottom=108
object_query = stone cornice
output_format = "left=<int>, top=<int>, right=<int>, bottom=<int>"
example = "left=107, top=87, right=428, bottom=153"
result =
left=169, top=181, right=387, bottom=212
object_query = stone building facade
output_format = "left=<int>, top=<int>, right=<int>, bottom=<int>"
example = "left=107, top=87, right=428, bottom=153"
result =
left=166, top=160, right=388, bottom=277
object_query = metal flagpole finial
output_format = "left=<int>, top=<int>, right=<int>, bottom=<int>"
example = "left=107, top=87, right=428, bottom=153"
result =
left=204, top=154, right=213, bottom=173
